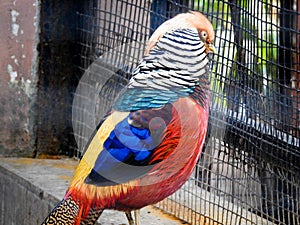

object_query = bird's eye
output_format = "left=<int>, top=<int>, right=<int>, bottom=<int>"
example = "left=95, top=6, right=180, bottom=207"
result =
left=200, top=31, right=207, bottom=41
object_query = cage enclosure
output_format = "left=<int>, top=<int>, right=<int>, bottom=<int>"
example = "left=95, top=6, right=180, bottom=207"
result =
left=72, top=0, right=300, bottom=224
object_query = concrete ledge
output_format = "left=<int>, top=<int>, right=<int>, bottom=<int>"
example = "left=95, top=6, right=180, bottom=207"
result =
left=0, top=157, right=183, bottom=225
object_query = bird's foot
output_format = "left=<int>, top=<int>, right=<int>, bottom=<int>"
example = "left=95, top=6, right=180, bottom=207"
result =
left=125, top=210, right=140, bottom=225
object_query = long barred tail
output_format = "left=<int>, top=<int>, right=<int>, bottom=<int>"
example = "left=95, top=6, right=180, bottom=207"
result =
left=41, top=197, right=103, bottom=225
left=41, top=198, right=79, bottom=225
left=79, top=208, right=103, bottom=225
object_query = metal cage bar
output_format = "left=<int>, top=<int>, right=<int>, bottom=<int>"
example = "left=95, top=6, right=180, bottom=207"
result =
left=74, top=0, right=300, bottom=224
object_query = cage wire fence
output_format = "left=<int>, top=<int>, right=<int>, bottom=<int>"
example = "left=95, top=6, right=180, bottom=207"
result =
left=73, top=0, right=300, bottom=224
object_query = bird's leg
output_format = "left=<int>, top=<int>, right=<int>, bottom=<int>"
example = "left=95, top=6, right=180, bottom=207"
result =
left=125, top=211, right=134, bottom=225
left=134, top=210, right=140, bottom=225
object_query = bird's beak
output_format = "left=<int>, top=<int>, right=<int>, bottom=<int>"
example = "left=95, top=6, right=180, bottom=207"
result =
left=208, top=44, right=216, bottom=54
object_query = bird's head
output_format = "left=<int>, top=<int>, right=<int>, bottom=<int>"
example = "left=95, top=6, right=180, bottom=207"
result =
left=145, top=11, right=215, bottom=55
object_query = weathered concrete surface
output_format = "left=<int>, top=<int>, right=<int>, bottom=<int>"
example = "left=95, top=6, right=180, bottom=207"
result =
left=0, top=0, right=39, bottom=156
left=0, top=157, right=184, bottom=225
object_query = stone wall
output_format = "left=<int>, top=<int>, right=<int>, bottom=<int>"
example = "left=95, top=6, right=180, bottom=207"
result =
left=0, top=0, right=91, bottom=156
left=0, top=159, right=58, bottom=224
left=0, top=0, right=39, bottom=156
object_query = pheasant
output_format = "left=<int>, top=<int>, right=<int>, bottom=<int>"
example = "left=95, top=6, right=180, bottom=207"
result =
left=41, top=11, right=215, bottom=225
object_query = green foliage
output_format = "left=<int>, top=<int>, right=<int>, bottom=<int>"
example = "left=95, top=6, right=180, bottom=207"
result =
left=194, top=0, right=279, bottom=108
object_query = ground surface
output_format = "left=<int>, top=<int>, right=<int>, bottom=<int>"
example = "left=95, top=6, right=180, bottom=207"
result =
left=0, top=157, right=185, bottom=225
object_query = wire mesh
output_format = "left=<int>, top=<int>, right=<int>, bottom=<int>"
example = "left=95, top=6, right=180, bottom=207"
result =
left=74, top=0, right=300, bottom=224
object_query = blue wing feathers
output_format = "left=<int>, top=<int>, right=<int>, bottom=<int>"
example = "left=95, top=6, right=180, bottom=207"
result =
left=104, top=118, right=154, bottom=163
left=85, top=115, right=157, bottom=186
left=85, top=103, right=173, bottom=186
